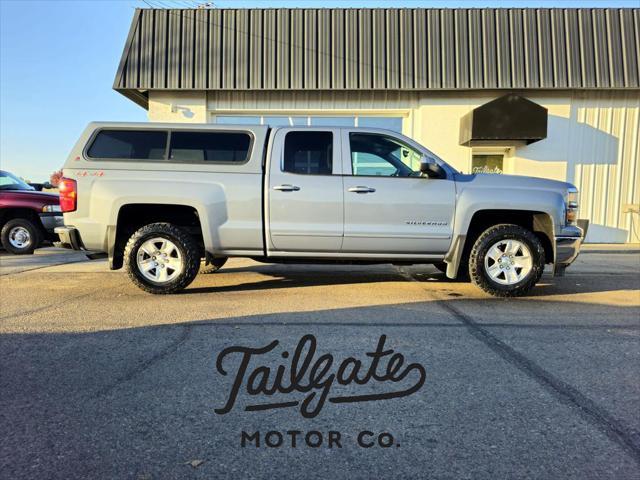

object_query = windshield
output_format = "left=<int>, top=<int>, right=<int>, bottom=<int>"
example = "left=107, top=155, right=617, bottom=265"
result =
left=0, top=171, right=35, bottom=191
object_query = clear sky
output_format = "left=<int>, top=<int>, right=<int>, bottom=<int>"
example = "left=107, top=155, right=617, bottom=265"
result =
left=1, top=0, right=638, bottom=181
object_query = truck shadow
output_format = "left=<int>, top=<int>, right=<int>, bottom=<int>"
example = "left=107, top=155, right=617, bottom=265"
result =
left=182, top=264, right=638, bottom=298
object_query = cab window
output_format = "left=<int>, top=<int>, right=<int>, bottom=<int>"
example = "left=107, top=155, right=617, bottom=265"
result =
left=349, top=133, right=423, bottom=177
left=283, top=131, right=333, bottom=175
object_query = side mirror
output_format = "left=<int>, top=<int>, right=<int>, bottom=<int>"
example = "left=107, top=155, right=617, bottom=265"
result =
left=419, top=159, right=446, bottom=179
left=42, top=182, right=53, bottom=189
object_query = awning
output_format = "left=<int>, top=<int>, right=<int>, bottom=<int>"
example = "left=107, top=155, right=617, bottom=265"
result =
left=459, top=94, right=548, bottom=147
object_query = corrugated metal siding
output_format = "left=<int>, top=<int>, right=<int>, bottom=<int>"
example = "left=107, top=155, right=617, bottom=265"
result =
left=567, top=92, right=640, bottom=243
left=115, top=8, right=640, bottom=105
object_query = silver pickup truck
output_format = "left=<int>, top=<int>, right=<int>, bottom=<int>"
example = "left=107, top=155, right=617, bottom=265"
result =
left=56, top=122, right=584, bottom=297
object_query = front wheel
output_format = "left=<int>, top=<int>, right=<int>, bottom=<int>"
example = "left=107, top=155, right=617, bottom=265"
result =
left=1, top=218, right=42, bottom=255
left=469, top=224, right=545, bottom=297
left=124, top=223, right=200, bottom=294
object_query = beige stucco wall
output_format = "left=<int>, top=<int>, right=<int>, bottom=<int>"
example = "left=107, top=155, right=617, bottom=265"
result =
left=148, top=91, right=208, bottom=123
left=148, top=89, right=640, bottom=243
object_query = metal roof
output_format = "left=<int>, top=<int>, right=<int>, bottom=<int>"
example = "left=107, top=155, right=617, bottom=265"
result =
left=114, top=8, right=640, bottom=107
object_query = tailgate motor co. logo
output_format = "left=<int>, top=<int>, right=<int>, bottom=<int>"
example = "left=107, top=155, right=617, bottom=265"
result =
left=214, top=334, right=426, bottom=449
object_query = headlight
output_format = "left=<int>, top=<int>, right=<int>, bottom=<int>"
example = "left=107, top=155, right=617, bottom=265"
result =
left=42, top=204, right=62, bottom=213
left=565, top=187, right=579, bottom=225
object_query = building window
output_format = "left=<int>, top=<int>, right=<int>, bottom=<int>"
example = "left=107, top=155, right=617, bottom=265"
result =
left=215, top=116, right=261, bottom=125
left=214, top=115, right=403, bottom=132
left=471, top=154, right=504, bottom=174
left=264, top=116, right=307, bottom=126
left=357, top=116, right=403, bottom=132
left=283, top=131, right=333, bottom=175
left=309, top=117, right=356, bottom=127
left=169, top=131, right=252, bottom=163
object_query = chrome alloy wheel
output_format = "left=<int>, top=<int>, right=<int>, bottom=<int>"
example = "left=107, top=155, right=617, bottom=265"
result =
left=484, top=239, right=533, bottom=285
left=8, top=226, right=31, bottom=249
left=136, top=237, right=184, bottom=283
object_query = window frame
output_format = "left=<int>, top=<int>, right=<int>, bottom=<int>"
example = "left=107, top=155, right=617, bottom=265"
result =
left=281, top=130, right=337, bottom=177
left=469, top=146, right=511, bottom=175
left=345, top=131, right=426, bottom=179
left=84, top=127, right=255, bottom=165
left=166, top=129, right=255, bottom=165
left=84, top=128, right=170, bottom=162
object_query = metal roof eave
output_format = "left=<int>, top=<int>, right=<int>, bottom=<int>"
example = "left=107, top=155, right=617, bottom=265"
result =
left=115, top=88, right=149, bottom=109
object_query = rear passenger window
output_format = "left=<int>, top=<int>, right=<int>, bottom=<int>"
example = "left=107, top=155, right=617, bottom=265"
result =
left=283, top=131, right=333, bottom=175
left=169, top=131, right=251, bottom=162
left=87, top=130, right=167, bottom=160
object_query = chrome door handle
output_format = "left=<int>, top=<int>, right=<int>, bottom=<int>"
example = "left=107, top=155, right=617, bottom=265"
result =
left=273, top=184, right=300, bottom=192
left=348, top=186, right=376, bottom=193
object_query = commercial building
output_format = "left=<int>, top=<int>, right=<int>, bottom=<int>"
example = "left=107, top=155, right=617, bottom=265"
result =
left=114, top=7, right=640, bottom=243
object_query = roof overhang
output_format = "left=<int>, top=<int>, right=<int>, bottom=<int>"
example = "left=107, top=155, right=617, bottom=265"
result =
left=113, top=8, right=640, bottom=109
left=459, top=94, right=548, bottom=147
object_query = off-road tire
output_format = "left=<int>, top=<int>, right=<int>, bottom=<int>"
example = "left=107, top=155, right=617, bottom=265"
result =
left=124, top=223, right=200, bottom=294
left=200, top=255, right=228, bottom=274
left=469, top=224, right=545, bottom=297
left=1, top=218, right=42, bottom=255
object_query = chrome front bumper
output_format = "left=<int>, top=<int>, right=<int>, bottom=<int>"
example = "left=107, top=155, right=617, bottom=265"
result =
left=39, top=213, right=64, bottom=233
left=553, top=222, right=588, bottom=276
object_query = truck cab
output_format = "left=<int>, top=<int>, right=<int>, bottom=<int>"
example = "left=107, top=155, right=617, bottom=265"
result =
left=56, top=122, right=584, bottom=297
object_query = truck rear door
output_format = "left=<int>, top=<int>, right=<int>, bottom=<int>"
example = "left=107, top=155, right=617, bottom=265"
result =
left=265, top=128, right=344, bottom=252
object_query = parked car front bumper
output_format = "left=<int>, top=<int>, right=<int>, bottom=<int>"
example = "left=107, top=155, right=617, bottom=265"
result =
left=553, top=221, right=588, bottom=276
left=39, top=213, right=64, bottom=233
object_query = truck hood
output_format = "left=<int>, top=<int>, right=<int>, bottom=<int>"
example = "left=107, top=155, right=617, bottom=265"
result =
left=3, top=190, right=60, bottom=203
left=453, top=173, right=575, bottom=195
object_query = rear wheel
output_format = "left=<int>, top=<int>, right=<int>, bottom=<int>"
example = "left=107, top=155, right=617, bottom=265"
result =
left=200, top=254, right=228, bottom=274
left=1, top=218, right=42, bottom=255
left=469, top=224, right=545, bottom=297
left=124, top=223, right=200, bottom=294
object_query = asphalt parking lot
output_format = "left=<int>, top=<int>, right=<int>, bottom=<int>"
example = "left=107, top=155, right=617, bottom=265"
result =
left=1, top=248, right=639, bottom=479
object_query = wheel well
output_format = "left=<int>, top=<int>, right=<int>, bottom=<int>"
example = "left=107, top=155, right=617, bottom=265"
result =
left=112, top=204, right=203, bottom=269
left=463, top=210, right=554, bottom=264
left=0, top=208, right=44, bottom=231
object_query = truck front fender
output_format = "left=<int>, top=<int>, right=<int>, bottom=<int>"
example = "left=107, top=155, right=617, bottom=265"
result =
left=445, top=187, right=565, bottom=278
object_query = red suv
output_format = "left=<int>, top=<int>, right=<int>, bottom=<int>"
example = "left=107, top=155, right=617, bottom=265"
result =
left=0, top=170, right=63, bottom=254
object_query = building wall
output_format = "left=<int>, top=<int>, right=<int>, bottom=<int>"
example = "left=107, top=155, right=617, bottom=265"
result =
left=148, top=90, right=640, bottom=243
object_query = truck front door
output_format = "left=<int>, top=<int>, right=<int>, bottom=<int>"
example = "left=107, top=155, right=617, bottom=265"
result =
left=340, top=130, right=455, bottom=255
left=266, top=128, right=344, bottom=252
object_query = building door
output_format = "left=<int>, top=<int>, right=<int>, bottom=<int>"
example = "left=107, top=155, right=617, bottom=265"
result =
left=266, top=128, right=344, bottom=252
left=341, top=131, right=456, bottom=255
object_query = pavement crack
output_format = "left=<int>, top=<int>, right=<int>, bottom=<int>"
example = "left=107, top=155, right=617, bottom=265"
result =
left=92, top=324, right=192, bottom=399
left=439, top=299, right=640, bottom=464
left=0, top=258, right=88, bottom=276
left=0, top=290, right=102, bottom=322
left=397, top=265, right=640, bottom=464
